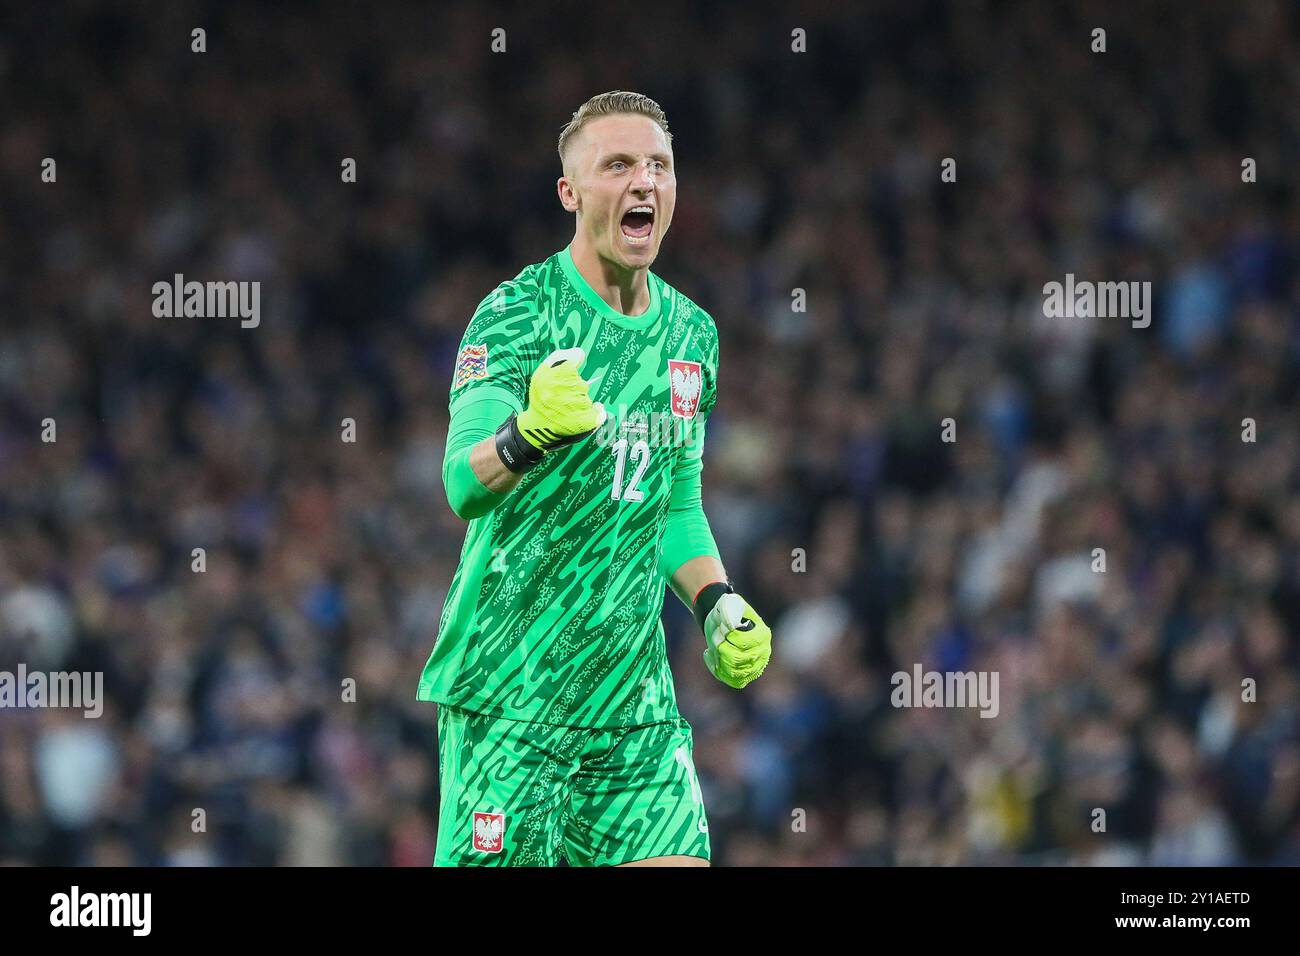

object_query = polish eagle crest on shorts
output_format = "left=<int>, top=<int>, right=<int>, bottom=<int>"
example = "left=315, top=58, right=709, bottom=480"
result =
left=472, top=811, right=505, bottom=853
left=668, top=359, right=702, bottom=420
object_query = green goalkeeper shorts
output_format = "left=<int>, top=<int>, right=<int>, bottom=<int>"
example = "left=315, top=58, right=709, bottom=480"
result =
left=433, top=704, right=711, bottom=866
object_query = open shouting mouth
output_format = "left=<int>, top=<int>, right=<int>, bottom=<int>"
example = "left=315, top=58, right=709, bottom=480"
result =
left=620, top=204, right=655, bottom=244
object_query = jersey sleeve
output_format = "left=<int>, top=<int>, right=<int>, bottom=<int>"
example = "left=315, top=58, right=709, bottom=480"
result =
left=696, top=312, right=720, bottom=421
left=658, top=312, right=722, bottom=580
left=683, top=311, right=719, bottom=454
left=448, top=281, right=541, bottom=416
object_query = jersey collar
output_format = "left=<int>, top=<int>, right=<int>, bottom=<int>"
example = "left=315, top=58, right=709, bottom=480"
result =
left=558, top=244, right=661, bottom=330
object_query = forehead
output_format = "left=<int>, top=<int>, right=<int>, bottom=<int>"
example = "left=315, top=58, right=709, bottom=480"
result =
left=574, top=114, right=671, bottom=161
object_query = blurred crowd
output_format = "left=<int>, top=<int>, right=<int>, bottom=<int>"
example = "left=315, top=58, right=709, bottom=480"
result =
left=2, top=0, right=1299, bottom=865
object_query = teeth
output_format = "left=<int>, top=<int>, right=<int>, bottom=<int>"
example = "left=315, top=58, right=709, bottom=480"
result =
left=627, top=206, right=653, bottom=216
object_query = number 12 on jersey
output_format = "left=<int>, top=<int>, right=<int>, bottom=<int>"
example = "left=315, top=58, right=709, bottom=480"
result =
left=610, top=438, right=650, bottom=502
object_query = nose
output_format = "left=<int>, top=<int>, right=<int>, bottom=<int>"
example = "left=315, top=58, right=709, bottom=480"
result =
left=631, top=161, right=655, bottom=193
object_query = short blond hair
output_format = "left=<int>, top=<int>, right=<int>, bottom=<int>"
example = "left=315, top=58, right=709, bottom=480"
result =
left=557, top=91, right=672, bottom=168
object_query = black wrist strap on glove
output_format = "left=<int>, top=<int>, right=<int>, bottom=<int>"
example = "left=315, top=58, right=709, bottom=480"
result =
left=692, top=580, right=734, bottom=634
left=494, top=413, right=545, bottom=474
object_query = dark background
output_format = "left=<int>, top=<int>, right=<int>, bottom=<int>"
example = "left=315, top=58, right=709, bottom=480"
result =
left=1, top=0, right=1298, bottom=865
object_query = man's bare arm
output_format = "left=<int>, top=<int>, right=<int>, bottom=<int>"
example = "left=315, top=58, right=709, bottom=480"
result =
left=669, top=554, right=729, bottom=610
left=468, top=434, right=525, bottom=495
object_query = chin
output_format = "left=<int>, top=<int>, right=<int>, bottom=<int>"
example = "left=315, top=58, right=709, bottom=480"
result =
left=614, top=236, right=660, bottom=266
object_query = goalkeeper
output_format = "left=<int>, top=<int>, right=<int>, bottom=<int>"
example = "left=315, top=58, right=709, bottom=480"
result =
left=418, top=91, right=772, bottom=867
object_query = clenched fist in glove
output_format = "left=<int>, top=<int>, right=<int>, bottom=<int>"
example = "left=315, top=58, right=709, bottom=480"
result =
left=693, top=582, right=772, bottom=689
left=494, top=347, right=607, bottom=472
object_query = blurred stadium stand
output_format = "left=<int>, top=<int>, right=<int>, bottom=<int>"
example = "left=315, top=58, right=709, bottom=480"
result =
left=1, top=0, right=1298, bottom=864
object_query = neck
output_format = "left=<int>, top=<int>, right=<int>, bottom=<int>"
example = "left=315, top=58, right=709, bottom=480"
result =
left=568, top=232, right=651, bottom=317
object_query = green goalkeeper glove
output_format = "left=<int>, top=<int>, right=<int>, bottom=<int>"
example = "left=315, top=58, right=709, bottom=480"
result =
left=693, top=582, right=772, bottom=689
left=495, top=347, right=607, bottom=472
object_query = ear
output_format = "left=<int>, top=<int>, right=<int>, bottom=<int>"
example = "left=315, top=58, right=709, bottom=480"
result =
left=557, top=176, right=580, bottom=214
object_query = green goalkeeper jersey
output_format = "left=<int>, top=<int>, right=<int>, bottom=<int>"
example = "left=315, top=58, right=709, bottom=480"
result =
left=418, top=245, right=720, bottom=728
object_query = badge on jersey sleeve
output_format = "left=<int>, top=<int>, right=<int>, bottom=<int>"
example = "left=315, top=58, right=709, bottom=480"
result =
left=454, top=343, right=489, bottom=389
left=668, top=359, right=702, bottom=420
